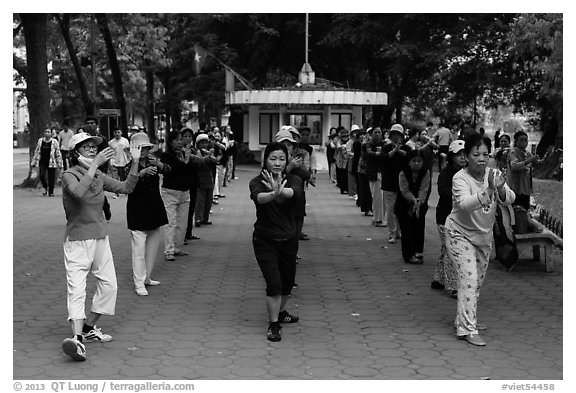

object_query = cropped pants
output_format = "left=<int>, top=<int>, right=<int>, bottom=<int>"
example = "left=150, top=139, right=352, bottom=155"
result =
left=252, top=234, right=298, bottom=297
left=63, top=236, right=117, bottom=321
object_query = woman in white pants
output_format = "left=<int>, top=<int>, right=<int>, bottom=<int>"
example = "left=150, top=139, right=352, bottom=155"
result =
left=61, top=132, right=141, bottom=361
left=126, top=132, right=169, bottom=296
left=445, top=133, right=514, bottom=347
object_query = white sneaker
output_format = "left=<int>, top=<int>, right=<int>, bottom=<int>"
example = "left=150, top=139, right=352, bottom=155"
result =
left=388, top=235, right=396, bottom=244
left=145, top=279, right=161, bottom=286
left=62, top=337, right=86, bottom=361
left=82, top=326, right=113, bottom=343
left=136, top=287, right=149, bottom=296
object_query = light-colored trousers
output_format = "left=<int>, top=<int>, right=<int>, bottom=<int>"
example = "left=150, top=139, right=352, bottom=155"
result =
left=63, top=236, right=117, bottom=321
left=369, top=173, right=384, bottom=223
left=433, top=224, right=458, bottom=291
left=161, top=188, right=190, bottom=255
left=445, top=227, right=491, bottom=336
left=383, top=190, right=399, bottom=236
left=213, top=164, right=225, bottom=197
left=329, top=163, right=337, bottom=182
left=131, top=228, right=162, bottom=290
left=225, top=158, right=233, bottom=184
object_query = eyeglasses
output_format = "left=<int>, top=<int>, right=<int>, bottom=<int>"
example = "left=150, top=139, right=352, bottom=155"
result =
left=80, top=144, right=98, bottom=151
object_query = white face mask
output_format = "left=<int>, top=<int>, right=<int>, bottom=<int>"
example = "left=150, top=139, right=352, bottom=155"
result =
left=77, top=155, right=94, bottom=168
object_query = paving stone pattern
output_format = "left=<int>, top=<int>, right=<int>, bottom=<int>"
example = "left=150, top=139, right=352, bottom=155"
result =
left=13, top=164, right=562, bottom=380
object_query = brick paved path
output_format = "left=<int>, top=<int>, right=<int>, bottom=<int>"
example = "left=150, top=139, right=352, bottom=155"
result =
left=12, top=164, right=562, bottom=380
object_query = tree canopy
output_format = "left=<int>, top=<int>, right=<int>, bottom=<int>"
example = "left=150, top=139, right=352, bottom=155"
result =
left=14, top=13, right=563, bottom=151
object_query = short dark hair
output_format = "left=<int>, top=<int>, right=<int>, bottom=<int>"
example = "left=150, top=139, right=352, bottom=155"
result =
left=85, top=115, right=97, bottom=123
left=408, top=128, right=420, bottom=139
left=181, top=128, right=194, bottom=137
left=464, top=133, right=490, bottom=155
left=514, top=130, right=528, bottom=141
left=165, top=130, right=181, bottom=154
left=262, top=142, right=288, bottom=171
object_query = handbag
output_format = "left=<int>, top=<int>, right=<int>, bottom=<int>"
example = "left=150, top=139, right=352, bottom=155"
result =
left=513, top=206, right=530, bottom=234
left=493, top=204, right=519, bottom=269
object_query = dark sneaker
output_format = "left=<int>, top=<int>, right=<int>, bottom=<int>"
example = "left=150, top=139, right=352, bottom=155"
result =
left=267, top=322, right=282, bottom=342
left=278, top=310, right=299, bottom=323
left=62, top=338, right=86, bottom=361
left=431, top=281, right=445, bottom=290
left=82, top=326, right=113, bottom=343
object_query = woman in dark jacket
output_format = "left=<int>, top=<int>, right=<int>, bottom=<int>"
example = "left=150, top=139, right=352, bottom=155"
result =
left=431, top=140, right=467, bottom=296
left=160, top=130, right=193, bottom=261
left=394, top=149, right=430, bottom=264
left=126, top=132, right=169, bottom=296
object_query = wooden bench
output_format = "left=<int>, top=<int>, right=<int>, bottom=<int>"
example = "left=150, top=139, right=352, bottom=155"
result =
left=514, top=229, right=563, bottom=273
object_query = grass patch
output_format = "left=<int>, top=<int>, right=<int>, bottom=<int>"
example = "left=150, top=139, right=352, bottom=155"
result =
left=532, top=178, right=563, bottom=220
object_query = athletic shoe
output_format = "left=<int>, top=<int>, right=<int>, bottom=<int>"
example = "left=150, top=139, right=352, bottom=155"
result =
left=145, top=279, right=161, bottom=286
left=82, top=326, right=113, bottom=343
left=388, top=235, right=396, bottom=244
left=174, top=250, right=189, bottom=256
left=136, top=287, right=149, bottom=296
left=165, top=253, right=175, bottom=261
left=267, top=322, right=282, bottom=342
left=278, top=310, right=299, bottom=323
left=62, top=337, right=86, bottom=361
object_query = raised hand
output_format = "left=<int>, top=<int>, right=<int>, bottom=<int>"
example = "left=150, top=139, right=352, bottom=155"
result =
left=261, top=170, right=286, bottom=196
left=93, top=147, right=114, bottom=167
left=129, top=141, right=142, bottom=161
left=488, top=168, right=506, bottom=191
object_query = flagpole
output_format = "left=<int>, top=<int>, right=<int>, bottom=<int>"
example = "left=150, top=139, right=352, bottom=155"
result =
left=305, top=13, right=309, bottom=64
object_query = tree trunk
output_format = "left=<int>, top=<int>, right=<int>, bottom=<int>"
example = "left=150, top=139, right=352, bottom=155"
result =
left=56, top=14, right=93, bottom=117
left=95, top=14, right=128, bottom=135
left=19, top=13, right=50, bottom=188
left=145, top=67, right=155, bottom=140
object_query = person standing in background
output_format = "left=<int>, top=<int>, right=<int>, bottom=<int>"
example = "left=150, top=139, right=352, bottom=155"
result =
left=126, top=132, right=168, bottom=296
left=325, top=127, right=338, bottom=184
left=507, top=130, right=540, bottom=211
left=109, top=128, right=131, bottom=199
left=394, top=149, right=430, bottom=264
left=31, top=128, right=63, bottom=196
left=346, top=126, right=361, bottom=200
left=381, top=124, right=409, bottom=244
left=160, top=130, right=192, bottom=261
left=434, top=122, right=452, bottom=171
left=334, top=127, right=350, bottom=194
left=364, top=127, right=386, bottom=226
left=431, top=140, right=467, bottom=297
left=58, top=122, right=74, bottom=171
